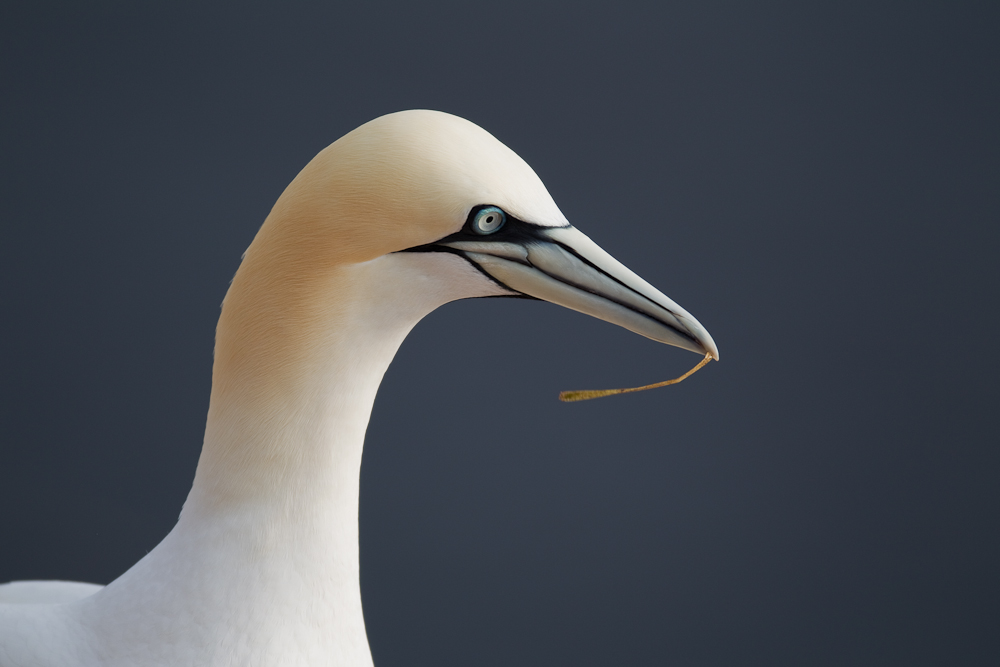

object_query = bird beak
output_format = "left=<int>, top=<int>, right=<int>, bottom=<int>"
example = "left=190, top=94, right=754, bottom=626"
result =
left=436, top=225, right=719, bottom=360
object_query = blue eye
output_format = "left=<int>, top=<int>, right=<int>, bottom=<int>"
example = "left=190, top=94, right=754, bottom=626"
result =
left=472, top=206, right=506, bottom=234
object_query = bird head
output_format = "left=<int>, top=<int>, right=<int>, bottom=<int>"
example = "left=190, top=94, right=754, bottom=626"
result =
left=241, top=109, right=718, bottom=361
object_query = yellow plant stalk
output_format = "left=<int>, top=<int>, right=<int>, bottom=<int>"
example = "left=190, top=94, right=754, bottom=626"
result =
left=559, top=353, right=713, bottom=402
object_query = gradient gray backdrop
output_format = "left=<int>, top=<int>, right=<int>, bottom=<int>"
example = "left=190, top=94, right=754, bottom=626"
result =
left=2, top=2, right=998, bottom=665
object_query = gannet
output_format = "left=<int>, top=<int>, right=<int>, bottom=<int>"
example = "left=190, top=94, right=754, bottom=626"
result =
left=0, top=110, right=718, bottom=666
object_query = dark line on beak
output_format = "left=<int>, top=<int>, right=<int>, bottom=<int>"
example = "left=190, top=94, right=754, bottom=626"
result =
left=529, top=239, right=704, bottom=349
left=401, top=244, right=538, bottom=300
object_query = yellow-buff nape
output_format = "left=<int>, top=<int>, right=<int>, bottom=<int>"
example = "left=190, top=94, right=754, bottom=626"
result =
left=558, top=353, right=713, bottom=402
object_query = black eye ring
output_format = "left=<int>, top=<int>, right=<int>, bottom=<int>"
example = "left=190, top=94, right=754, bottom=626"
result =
left=471, top=206, right=506, bottom=235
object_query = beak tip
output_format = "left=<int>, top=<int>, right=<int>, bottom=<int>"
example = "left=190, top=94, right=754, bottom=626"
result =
left=706, top=337, right=720, bottom=361
left=679, top=316, right=719, bottom=362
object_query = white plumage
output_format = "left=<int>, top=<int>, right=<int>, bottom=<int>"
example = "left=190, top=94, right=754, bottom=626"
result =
left=0, top=110, right=717, bottom=666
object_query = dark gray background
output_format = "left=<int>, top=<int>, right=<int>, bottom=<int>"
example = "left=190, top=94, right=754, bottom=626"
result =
left=1, top=2, right=998, bottom=665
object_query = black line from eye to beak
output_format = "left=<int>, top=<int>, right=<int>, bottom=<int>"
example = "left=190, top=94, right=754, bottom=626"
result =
left=430, top=239, right=700, bottom=349
left=398, top=207, right=700, bottom=347
left=398, top=206, right=557, bottom=298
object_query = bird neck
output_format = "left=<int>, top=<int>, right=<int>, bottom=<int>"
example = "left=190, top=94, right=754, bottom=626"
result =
left=85, top=251, right=462, bottom=665
left=188, top=261, right=400, bottom=518
left=184, top=248, right=449, bottom=543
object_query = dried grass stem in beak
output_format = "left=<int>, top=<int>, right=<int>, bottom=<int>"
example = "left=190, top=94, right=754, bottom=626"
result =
left=558, top=353, right=713, bottom=402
